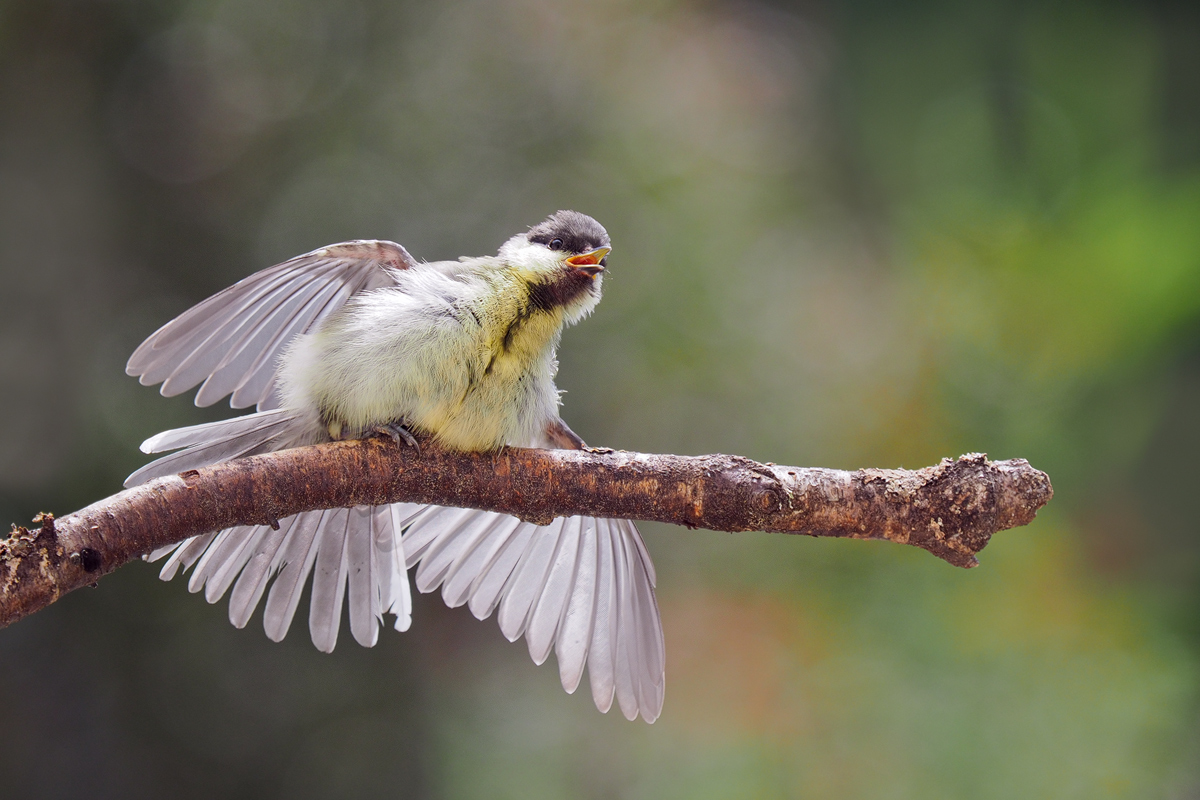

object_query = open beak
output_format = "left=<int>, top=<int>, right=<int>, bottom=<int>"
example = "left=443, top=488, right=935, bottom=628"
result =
left=565, top=247, right=610, bottom=277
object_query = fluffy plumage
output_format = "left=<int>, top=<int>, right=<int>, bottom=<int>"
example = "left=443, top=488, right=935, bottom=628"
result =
left=126, top=211, right=664, bottom=722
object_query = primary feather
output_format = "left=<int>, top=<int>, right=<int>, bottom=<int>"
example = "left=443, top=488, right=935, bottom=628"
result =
left=127, top=213, right=665, bottom=722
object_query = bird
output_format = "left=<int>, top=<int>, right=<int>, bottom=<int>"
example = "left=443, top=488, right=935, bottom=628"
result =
left=124, top=210, right=664, bottom=722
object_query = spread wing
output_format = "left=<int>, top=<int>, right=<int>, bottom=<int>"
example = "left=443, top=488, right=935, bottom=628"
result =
left=402, top=510, right=665, bottom=722
left=126, top=240, right=417, bottom=411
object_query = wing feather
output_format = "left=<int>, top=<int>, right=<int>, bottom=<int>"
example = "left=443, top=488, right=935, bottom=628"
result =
left=465, top=522, right=537, bottom=621
left=587, top=520, right=618, bottom=714
left=631, top=554, right=666, bottom=721
left=228, top=516, right=295, bottom=628
left=442, top=514, right=522, bottom=608
left=623, top=519, right=666, bottom=720
left=132, top=264, right=300, bottom=361
left=555, top=516, right=598, bottom=694
left=347, top=505, right=380, bottom=648
left=401, top=505, right=464, bottom=568
left=420, top=513, right=507, bottom=607
left=226, top=277, right=352, bottom=407
left=262, top=510, right=324, bottom=642
left=413, top=508, right=495, bottom=593
left=526, top=517, right=582, bottom=666
left=127, top=240, right=415, bottom=410
left=497, top=519, right=566, bottom=642
left=134, top=267, right=300, bottom=384
left=160, top=270, right=313, bottom=399
left=155, top=532, right=216, bottom=580
left=377, top=505, right=413, bottom=632
left=391, top=505, right=663, bottom=719
left=186, top=528, right=237, bottom=594
left=611, top=529, right=640, bottom=721
left=309, top=508, right=352, bottom=653
left=204, top=526, right=266, bottom=603
left=192, top=276, right=340, bottom=407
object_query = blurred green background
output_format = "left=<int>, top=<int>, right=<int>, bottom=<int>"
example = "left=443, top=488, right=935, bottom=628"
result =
left=2, top=0, right=1199, bottom=796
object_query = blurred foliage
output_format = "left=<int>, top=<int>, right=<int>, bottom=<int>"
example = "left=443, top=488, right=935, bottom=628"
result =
left=2, top=0, right=1200, bottom=797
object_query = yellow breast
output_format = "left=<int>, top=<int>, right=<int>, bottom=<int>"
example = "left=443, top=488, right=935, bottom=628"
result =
left=412, top=281, right=564, bottom=451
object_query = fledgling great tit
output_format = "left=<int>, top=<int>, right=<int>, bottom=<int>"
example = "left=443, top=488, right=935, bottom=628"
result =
left=126, top=210, right=664, bottom=722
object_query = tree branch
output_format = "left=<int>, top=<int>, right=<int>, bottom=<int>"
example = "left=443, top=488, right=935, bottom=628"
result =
left=0, top=440, right=1052, bottom=629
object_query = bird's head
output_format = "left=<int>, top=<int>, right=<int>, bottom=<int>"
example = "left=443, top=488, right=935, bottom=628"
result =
left=498, top=210, right=612, bottom=324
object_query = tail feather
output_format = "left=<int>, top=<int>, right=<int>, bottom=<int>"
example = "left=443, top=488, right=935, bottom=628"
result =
left=127, top=434, right=290, bottom=487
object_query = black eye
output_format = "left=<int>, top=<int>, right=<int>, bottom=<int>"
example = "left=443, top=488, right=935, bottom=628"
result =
left=548, top=238, right=564, bottom=251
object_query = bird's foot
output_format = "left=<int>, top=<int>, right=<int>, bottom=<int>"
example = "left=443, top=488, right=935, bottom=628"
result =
left=369, top=421, right=421, bottom=454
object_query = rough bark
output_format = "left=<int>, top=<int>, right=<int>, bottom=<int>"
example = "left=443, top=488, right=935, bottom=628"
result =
left=0, top=439, right=1052, bottom=629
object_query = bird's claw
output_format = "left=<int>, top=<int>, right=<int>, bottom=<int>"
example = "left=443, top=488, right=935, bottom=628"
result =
left=370, top=422, right=420, bottom=454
